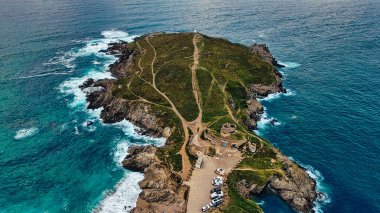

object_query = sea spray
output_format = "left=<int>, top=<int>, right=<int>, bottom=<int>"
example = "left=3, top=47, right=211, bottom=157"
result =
left=57, top=30, right=167, bottom=212
left=289, top=157, right=331, bottom=213
left=94, top=172, right=144, bottom=213
left=14, top=127, right=39, bottom=140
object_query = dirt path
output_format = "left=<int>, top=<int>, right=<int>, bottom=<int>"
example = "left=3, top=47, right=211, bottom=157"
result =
left=144, top=36, right=192, bottom=180
left=222, top=83, right=264, bottom=150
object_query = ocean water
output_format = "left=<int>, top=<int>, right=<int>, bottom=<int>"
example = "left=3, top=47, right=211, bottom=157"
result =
left=0, top=0, right=379, bottom=212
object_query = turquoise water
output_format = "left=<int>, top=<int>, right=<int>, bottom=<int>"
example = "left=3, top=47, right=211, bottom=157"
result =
left=0, top=0, right=379, bottom=212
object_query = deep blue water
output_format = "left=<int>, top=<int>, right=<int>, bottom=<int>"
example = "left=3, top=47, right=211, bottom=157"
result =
left=0, top=0, right=379, bottom=212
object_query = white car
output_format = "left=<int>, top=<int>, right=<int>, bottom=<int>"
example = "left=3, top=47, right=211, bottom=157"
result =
left=215, top=168, right=225, bottom=176
left=210, top=197, right=223, bottom=207
left=211, top=191, right=224, bottom=199
left=212, top=176, right=223, bottom=186
left=201, top=204, right=210, bottom=212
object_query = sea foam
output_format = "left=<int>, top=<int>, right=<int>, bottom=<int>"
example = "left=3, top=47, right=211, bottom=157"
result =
left=57, top=30, right=166, bottom=212
left=94, top=172, right=144, bottom=213
left=259, top=89, right=296, bottom=102
left=58, top=30, right=136, bottom=109
left=278, top=61, right=301, bottom=69
left=289, top=157, right=331, bottom=212
left=14, top=127, right=38, bottom=140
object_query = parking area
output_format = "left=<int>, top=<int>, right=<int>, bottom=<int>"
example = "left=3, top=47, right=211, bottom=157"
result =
left=186, top=151, right=241, bottom=212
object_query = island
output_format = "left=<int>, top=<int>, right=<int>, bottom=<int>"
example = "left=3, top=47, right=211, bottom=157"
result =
left=81, top=32, right=316, bottom=213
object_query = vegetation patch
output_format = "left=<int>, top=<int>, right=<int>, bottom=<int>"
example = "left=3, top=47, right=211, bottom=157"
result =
left=223, top=171, right=263, bottom=213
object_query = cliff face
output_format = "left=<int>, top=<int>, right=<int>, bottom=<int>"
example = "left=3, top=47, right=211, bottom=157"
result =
left=268, top=153, right=316, bottom=212
left=123, top=146, right=187, bottom=213
left=236, top=152, right=316, bottom=212
left=244, top=44, right=286, bottom=130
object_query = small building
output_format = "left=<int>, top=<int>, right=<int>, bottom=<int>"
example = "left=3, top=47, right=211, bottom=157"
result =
left=248, top=142, right=256, bottom=153
left=195, top=156, right=203, bottom=169
left=221, top=140, right=228, bottom=148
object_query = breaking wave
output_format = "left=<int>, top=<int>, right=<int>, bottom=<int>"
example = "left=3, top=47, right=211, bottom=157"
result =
left=58, top=30, right=136, bottom=109
left=259, top=89, right=296, bottom=102
left=56, top=30, right=167, bottom=212
left=278, top=61, right=301, bottom=69
left=14, top=127, right=38, bottom=140
left=94, top=172, right=144, bottom=213
left=289, top=157, right=331, bottom=213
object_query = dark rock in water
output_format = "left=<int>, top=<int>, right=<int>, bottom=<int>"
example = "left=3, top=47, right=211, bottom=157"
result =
left=86, top=120, right=94, bottom=126
left=270, top=119, right=279, bottom=125
left=317, top=191, right=328, bottom=202
left=79, top=78, right=95, bottom=89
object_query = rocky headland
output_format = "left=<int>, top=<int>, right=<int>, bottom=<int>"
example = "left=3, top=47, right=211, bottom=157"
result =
left=81, top=32, right=316, bottom=213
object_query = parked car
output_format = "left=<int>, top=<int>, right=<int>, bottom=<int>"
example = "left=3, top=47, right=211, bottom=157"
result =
left=211, top=191, right=224, bottom=199
left=215, top=168, right=225, bottom=176
left=210, top=187, right=222, bottom=194
left=210, top=197, right=223, bottom=207
left=201, top=204, right=210, bottom=212
left=212, top=176, right=223, bottom=186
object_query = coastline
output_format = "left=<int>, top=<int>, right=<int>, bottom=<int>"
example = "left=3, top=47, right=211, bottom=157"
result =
left=66, top=31, right=319, bottom=213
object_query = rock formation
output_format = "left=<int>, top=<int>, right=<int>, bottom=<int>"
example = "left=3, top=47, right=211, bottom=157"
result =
left=123, top=146, right=187, bottom=213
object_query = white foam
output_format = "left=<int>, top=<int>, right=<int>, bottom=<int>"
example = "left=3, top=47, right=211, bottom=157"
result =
left=113, top=140, right=130, bottom=166
left=94, top=172, right=144, bottom=213
left=14, top=127, right=38, bottom=140
left=254, top=109, right=281, bottom=135
left=110, top=119, right=166, bottom=147
left=258, top=89, right=296, bottom=102
left=288, top=157, right=331, bottom=212
left=57, top=30, right=167, bottom=212
left=18, top=72, right=70, bottom=79
left=58, top=30, right=138, bottom=109
left=278, top=61, right=301, bottom=69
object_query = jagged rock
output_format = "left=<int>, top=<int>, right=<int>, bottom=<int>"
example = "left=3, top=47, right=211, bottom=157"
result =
left=80, top=78, right=165, bottom=137
left=79, top=78, right=95, bottom=89
left=131, top=208, right=154, bottom=213
left=245, top=98, right=264, bottom=130
left=249, top=83, right=286, bottom=97
left=250, top=44, right=284, bottom=67
left=122, top=146, right=157, bottom=172
left=267, top=153, right=316, bottom=212
left=122, top=145, right=186, bottom=213
left=270, top=118, right=279, bottom=125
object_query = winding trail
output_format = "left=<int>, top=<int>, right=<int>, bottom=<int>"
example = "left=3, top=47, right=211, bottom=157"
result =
left=140, top=35, right=199, bottom=180
left=135, top=34, right=264, bottom=180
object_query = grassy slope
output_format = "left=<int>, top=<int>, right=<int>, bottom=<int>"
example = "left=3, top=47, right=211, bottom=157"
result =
left=112, top=33, right=283, bottom=211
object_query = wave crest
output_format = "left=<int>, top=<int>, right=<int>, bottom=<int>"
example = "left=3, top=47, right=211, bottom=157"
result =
left=14, top=127, right=38, bottom=140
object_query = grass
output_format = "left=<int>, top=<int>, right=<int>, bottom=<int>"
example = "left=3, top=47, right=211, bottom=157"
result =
left=108, top=32, right=286, bottom=210
left=223, top=170, right=264, bottom=213
left=156, top=62, right=199, bottom=121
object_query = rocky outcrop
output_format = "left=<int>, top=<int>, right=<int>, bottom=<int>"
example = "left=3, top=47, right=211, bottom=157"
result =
left=122, top=146, right=158, bottom=171
left=123, top=146, right=187, bottom=213
left=101, top=42, right=136, bottom=78
left=249, top=43, right=286, bottom=97
left=245, top=98, right=264, bottom=130
left=249, top=81, right=286, bottom=98
left=80, top=78, right=165, bottom=137
left=267, top=154, right=316, bottom=213
left=235, top=154, right=316, bottom=213
left=250, top=44, right=284, bottom=68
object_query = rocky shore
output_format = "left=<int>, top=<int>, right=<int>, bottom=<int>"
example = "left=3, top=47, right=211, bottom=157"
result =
left=236, top=151, right=316, bottom=212
left=80, top=33, right=316, bottom=213
left=122, top=146, right=188, bottom=213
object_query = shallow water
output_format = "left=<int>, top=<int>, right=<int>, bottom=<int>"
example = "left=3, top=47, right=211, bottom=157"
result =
left=0, top=0, right=379, bottom=212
